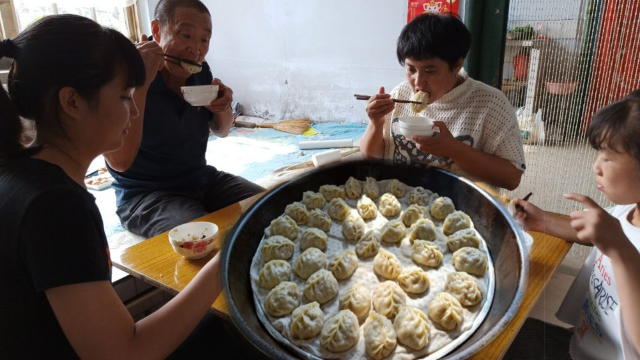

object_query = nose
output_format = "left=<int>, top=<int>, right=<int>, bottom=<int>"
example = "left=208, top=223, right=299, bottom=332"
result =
left=414, top=72, right=426, bottom=90
left=186, top=38, right=202, bottom=57
left=130, top=97, right=140, bottom=120
left=592, top=157, right=602, bottom=175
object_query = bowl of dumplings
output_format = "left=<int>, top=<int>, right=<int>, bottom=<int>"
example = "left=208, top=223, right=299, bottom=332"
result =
left=221, top=160, right=528, bottom=360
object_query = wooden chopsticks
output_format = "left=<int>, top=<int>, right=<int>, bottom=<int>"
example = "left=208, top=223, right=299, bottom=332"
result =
left=515, top=192, right=533, bottom=213
left=353, top=94, right=423, bottom=105
left=163, top=54, right=202, bottom=68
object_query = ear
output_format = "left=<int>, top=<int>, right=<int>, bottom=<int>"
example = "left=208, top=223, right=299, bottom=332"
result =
left=453, top=58, right=464, bottom=74
left=58, top=87, right=83, bottom=119
left=151, top=19, right=161, bottom=42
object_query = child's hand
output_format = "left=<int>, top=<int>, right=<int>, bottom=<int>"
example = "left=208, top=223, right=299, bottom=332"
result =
left=513, top=198, right=546, bottom=233
left=366, top=87, right=394, bottom=127
left=565, top=193, right=630, bottom=257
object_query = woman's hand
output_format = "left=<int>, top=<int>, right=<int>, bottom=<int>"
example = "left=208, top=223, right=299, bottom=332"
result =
left=205, top=78, right=233, bottom=114
left=514, top=198, right=546, bottom=233
left=366, top=87, right=394, bottom=127
left=411, top=121, right=460, bottom=158
left=136, top=34, right=164, bottom=87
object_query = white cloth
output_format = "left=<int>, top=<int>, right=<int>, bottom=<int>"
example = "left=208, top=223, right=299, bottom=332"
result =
left=556, top=204, right=640, bottom=360
left=382, top=75, right=526, bottom=181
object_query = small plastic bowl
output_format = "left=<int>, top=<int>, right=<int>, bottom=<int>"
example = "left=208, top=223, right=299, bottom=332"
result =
left=168, top=221, right=219, bottom=259
left=180, top=85, right=219, bottom=106
left=397, top=116, right=437, bottom=138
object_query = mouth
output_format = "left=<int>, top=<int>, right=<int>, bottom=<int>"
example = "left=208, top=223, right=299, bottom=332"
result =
left=596, top=183, right=604, bottom=191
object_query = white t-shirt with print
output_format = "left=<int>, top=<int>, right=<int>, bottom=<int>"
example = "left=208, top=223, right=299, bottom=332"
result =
left=557, top=204, right=640, bottom=360
left=381, top=75, right=526, bottom=181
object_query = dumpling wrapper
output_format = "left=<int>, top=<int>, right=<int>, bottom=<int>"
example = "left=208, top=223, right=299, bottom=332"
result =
left=410, top=91, right=429, bottom=113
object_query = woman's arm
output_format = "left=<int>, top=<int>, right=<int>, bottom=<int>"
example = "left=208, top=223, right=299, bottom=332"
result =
left=46, top=253, right=222, bottom=360
left=359, top=87, right=394, bottom=159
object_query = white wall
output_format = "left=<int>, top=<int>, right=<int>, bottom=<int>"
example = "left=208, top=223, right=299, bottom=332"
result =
left=145, top=0, right=409, bottom=123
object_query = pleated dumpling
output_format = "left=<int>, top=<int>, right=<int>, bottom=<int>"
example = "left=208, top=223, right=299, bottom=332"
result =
left=372, top=281, right=406, bottom=319
left=386, top=179, right=406, bottom=198
left=402, top=204, right=427, bottom=227
left=356, top=230, right=381, bottom=258
left=446, top=272, right=483, bottom=307
left=269, top=215, right=299, bottom=240
left=308, top=209, right=332, bottom=232
left=428, top=292, right=463, bottom=331
left=258, top=259, right=291, bottom=289
left=320, top=310, right=360, bottom=353
left=295, top=248, right=328, bottom=279
left=364, top=177, right=381, bottom=199
left=329, top=249, right=358, bottom=280
left=393, top=306, right=430, bottom=351
left=303, top=269, right=339, bottom=304
left=373, top=248, right=402, bottom=280
left=320, top=184, right=345, bottom=201
left=300, top=227, right=328, bottom=251
left=285, top=202, right=309, bottom=225
left=339, top=283, right=371, bottom=322
left=378, top=193, right=401, bottom=217
left=380, top=219, right=406, bottom=244
left=290, top=302, right=324, bottom=340
left=397, top=268, right=430, bottom=294
left=342, top=213, right=366, bottom=241
left=443, top=210, right=473, bottom=236
left=363, top=311, right=397, bottom=360
left=264, top=281, right=299, bottom=317
left=260, top=236, right=295, bottom=262
left=302, top=191, right=326, bottom=210
left=408, top=218, right=437, bottom=243
left=357, top=195, right=378, bottom=220
left=345, top=176, right=363, bottom=199
left=328, top=198, right=351, bottom=221
left=447, top=228, right=481, bottom=252
left=430, top=196, right=455, bottom=220
left=412, top=240, right=443, bottom=268
left=452, top=247, right=488, bottom=276
left=409, top=186, right=434, bottom=206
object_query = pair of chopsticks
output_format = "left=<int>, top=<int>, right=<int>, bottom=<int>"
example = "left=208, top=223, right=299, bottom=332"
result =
left=163, top=54, right=202, bottom=68
left=353, top=94, right=423, bottom=105
left=514, top=192, right=533, bottom=213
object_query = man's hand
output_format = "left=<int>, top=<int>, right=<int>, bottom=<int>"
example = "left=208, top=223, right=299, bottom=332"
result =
left=136, top=34, right=164, bottom=88
left=205, top=78, right=233, bottom=114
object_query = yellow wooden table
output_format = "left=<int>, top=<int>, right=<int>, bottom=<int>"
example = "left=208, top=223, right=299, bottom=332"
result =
left=111, top=196, right=572, bottom=359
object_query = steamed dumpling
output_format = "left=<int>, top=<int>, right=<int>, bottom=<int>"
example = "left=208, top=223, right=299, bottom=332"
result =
left=302, top=191, right=326, bottom=210
left=320, top=184, right=345, bottom=201
left=308, top=209, right=332, bottom=232
left=408, top=218, right=437, bottom=243
left=394, top=306, right=430, bottom=351
left=428, top=292, right=463, bottom=331
left=339, top=283, right=371, bottom=322
left=258, top=260, right=291, bottom=290
left=264, top=281, right=299, bottom=317
left=290, top=301, right=324, bottom=340
left=303, top=269, right=339, bottom=304
left=402, top=204, right=427, bottom=227
left=372, top=281, right=406, bottom=319
left=269, top=215, right=299, bottom=240
left=442, top=210, right=472, bottom=236
left=378, top=193, right=401, bottom=217
left=409, top=186, right=434, bottom=206
left=452, top=247, right=488, bottom=276
left=379, top=219, right=406, bottom=244
left=356, top=230, right=381, bottom=258
left=328, top=198, right=351, bottom=221
left=364, top=177, right=381, bottom=199
left=373, top=248, right=402, bottom=280
left=320, top=310, right=360, bottom=353
left=300, top=227, right=328, bottom=251
left=342, top=213, right=366, bottom=241
left=386, top=179, right=406, bottom=198
left=295, top=247, right=328, bottom=279
left=363, top=311, right=397, bottom=360
left=446, top=272, right=483, bottom=307
left=329, top=249, right=358, bottom=280
left=430, top=196, right=455, bottom=220
left=345, top=176, right=363, bottom=199
left=412, top=240, right=443, bottom=267
left=397, top=268, right=430, bottom=294
left=357, top=195, right=378, bottom=220
left=285, top=202, right=309, bottom=225
left=260, top=236, right=295, bottom=262
left=447, top=228, right=481, bottom=252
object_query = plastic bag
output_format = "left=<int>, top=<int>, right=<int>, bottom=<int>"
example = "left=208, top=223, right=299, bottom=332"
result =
left=516, top=107, right=545, bottom=145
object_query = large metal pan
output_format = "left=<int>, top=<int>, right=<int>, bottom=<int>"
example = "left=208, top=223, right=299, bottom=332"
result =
left=221, top=160, right=528, bottom=360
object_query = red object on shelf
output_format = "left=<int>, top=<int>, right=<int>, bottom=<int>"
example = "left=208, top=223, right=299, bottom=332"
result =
left=513, top=53, right=529, bottom=81
left=545, top=82, right=580, bottom=95
left=407, top=0, right=459, bottom=23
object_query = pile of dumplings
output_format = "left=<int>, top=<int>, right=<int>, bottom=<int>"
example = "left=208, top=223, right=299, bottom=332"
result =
left=250, top=177, right=492, bottom=360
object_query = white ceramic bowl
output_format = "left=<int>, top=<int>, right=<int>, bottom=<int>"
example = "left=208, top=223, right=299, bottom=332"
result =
left=168, top=221, right=219, bottom=259
left=180, top=85, right=219, bottom=106
left=397, top=116, right=437, bottom=138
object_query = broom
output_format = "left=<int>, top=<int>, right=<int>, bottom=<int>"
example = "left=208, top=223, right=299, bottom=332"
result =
left=234, top=116, right=311, bottom=135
